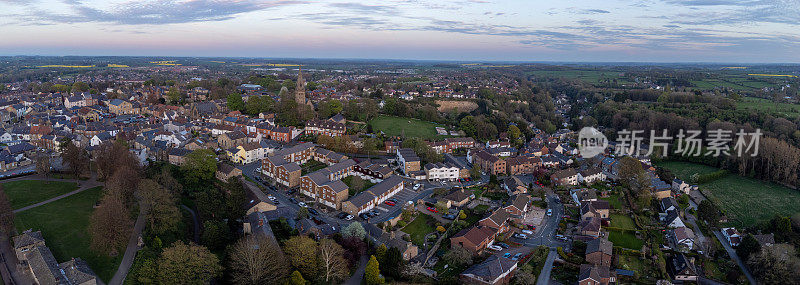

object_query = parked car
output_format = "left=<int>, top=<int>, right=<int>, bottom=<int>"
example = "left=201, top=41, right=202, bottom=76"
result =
left=337, top=212, right=348, bottom=219
left=522, top=229, right=534, bottom=235
left=413, top=184, right=422, bottom=190
left=298, top=202, right=307, bottom=207
left=503, top=253, right=512, bottom=259
left=546, top=209, right=552, bottom=216
left=496, top=243, right=510, bottom=249
left=384, top=200, right=396, bottom=206
left=308, top=208, right=319, bottom=215
left=427, top=207, right=439, bottom=213
left=388, top=198, right=398, bottom=203
left=487, top=245, right=502, bottom=251
left=513, top=233, right=528, bottom=239
left=359, top=213, right=370, bottom=220
left=345, top=215, right=354, bottom=221
left=555, top=234, right=568, bottom=241
left=267, top=195, right=277, bottom=201
left=512, top=253, right=523, bottom=261
left=442, top=214, right=456, bottom=220
left=289, top=198, right=298, bottom=204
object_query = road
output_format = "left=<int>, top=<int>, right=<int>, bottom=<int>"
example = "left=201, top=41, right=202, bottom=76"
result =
left=181, top=205, right=200, bottom=243
left=712, top=230, right=756, bottom=285
left=343, top=255, right=368, bottom=285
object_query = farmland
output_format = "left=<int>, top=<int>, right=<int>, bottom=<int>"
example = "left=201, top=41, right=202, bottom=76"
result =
left=737, top=97, right=800, bottom=118
left=526, top=69, right=634, bottom=85
left=657, top=161, right=800, bottom=226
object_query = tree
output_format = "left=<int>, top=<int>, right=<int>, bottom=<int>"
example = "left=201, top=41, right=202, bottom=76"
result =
left=382, top=247, right=404, bottom=279
left=284, top=236, right=318, bottom=279
left=444, top=246, right=473, bottom=266
left=224, top=177, right=248, bottom=220
left=296, top=207, right=309, bottom=219
left=244, top=95, right=262, bottom=115
left=318, top=239, right=349, bottom=283
left=201, top=220, right=230, bottom=251
left=470, top=164, right=482, bottom=179
left=736, top=234, right=761, bottom=262
left=166, top=87, right=184, bottom=104
left=375, top=244, right=388, bottom=263
left=35, top=153, right=51, bottom=178
left=106, top=165, right=141, bottom=204
left=365, top=255, right=384, bottom=285
left=61, top=142, right=88, bottom=177
left=138, top=179, right=181, bottom=235
left=158, top=241, right=222, bottom=284
left=228, top=235, right=289, bottom=285
left=747, top=243, right=800, bottom=284
left=89, top=193, right=133, bottom=255
left=182, top=149, right=217, bottom=184
left=0, top=186, right=13, bottom=238
left=342, top=222, right=366, bottom=239
left=227, top=93, right=245, bottom=111
left=697, top=200, right=720, bottom=226
left=71, top=81, right=89, bottom=93
left=513, top=271, right=536, bottom=285
left=289, top=270, right=306, bottom=285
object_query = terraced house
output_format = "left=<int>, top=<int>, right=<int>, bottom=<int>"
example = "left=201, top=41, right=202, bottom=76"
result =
left=305, top=118, right=346, bottom=137
left=341, top=176, right=404, bottom=215
left=299, top=159, right=356, bottom=209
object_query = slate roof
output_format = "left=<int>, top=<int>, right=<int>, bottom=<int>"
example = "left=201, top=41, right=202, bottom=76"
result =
left=461, top=255, right=517, bottom=283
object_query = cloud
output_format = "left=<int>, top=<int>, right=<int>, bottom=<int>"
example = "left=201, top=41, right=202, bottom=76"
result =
left=328, top=2, right=397, bottom=14
left=581, top=9, right=611, bottom=14
left=21, top=0, right=306, bottom=25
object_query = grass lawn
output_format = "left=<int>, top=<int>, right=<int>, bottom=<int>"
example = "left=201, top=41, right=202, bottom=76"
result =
left=300, top=160, right=327, bottom=175
left=2, top=180, right=79, bottom=209
left=656, top=161, right=718, bottom=181
left=368, top=115, right=451, bottom=140
left=610, top=214, right=636, bottom=230
left=601, top=194, right=623, bottom=210
left=608, top=230, right=644, bottom=250
left=401, top=213, right=436, bottom=246
left=14, top=186, right=121, bottom=282
left=616, top=254, right=647, bottom=275
left=658, top=161, right=800, bottom=227
left=342, top=176, right=376, bottom=196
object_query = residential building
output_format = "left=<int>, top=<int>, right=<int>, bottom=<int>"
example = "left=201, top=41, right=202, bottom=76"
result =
left=261, top=156, right=302, bottom=187
left=305, top=118, right=346, bottom=137
left=472, top=150, right=506, bottom=175
left=459, top=255, right=518, bottom=285
left=424, top=162, right=459, bottom=181
left=578, top=264, right=615, bottom=285
left=579, top=167, right=606, bottom=184
left=299, top=159, right=356, bottom=209
left=721, top=227, right=742, bottom=247
left=396, top=148, right=421, bottom=175
left=586, top=238, right=613, bottom=267
left=551, top=168, right=579, bottom=187
left=341, top=176, right=404, bottom=215
left=505, top=156, right=539, bottom=175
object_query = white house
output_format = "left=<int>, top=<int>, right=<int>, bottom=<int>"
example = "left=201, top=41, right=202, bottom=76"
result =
left=424, top=162, right=459, bottom=181
left=722, top=228, right=742, bottom=247
left=579, top=167, right=606, bottom=184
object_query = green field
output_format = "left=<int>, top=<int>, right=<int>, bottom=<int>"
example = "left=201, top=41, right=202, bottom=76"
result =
left=401, top=213, right=436, bottom=246
left=601, top=194, right=623, bottom=210
left=368, top=115, right=451, bottom=140
left=2, top=180, right=79, bottom=209
left=737, top=97, right=800, bottom=118
left=526, top=69, right=634, bottom=85
left=14, top=186, right=121, bottom=282
left=658, top=161, right=800, bottom=226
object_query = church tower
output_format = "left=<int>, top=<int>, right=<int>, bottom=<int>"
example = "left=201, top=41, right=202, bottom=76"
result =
left=295, top=67, right=310, bottom=106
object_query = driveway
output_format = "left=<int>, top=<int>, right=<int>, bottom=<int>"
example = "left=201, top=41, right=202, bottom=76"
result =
left=536, top=249, right=557, bottom=285
left=712, top=230, right=756, bottom=285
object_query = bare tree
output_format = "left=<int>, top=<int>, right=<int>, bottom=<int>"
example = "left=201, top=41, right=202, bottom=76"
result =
left=228, top=235, right=289, bottom=285
left=61, top=143, right=88, bottom=178
left=318, top=239, right=349, bottom=283
left=89, top=193, right=133, bottom=255
left=35, top=153, right=51, bottom=179
left=138, top=179, right=180, bottom=235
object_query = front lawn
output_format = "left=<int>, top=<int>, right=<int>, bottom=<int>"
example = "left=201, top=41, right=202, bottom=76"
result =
left=401, top=213, right=436, bottom=246
left=616, top=254, right=646, bottom=274
left=608, top=230, right=643, bottom=250
left=601, top=193, right=623, bottom=210
left=2, top=180, right=79, bottom=210
left=14, top=186, right=121, bottom=282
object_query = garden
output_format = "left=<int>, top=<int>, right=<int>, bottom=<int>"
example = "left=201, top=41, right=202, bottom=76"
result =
left=3, top=180, right=79, bottom=209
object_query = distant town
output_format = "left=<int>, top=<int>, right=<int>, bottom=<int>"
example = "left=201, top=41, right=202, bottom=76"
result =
left=0, top=56, right=798, bottom=285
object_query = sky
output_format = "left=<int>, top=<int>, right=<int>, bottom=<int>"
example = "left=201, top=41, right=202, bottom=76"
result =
left=1, top=0, right=799, bottom=62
